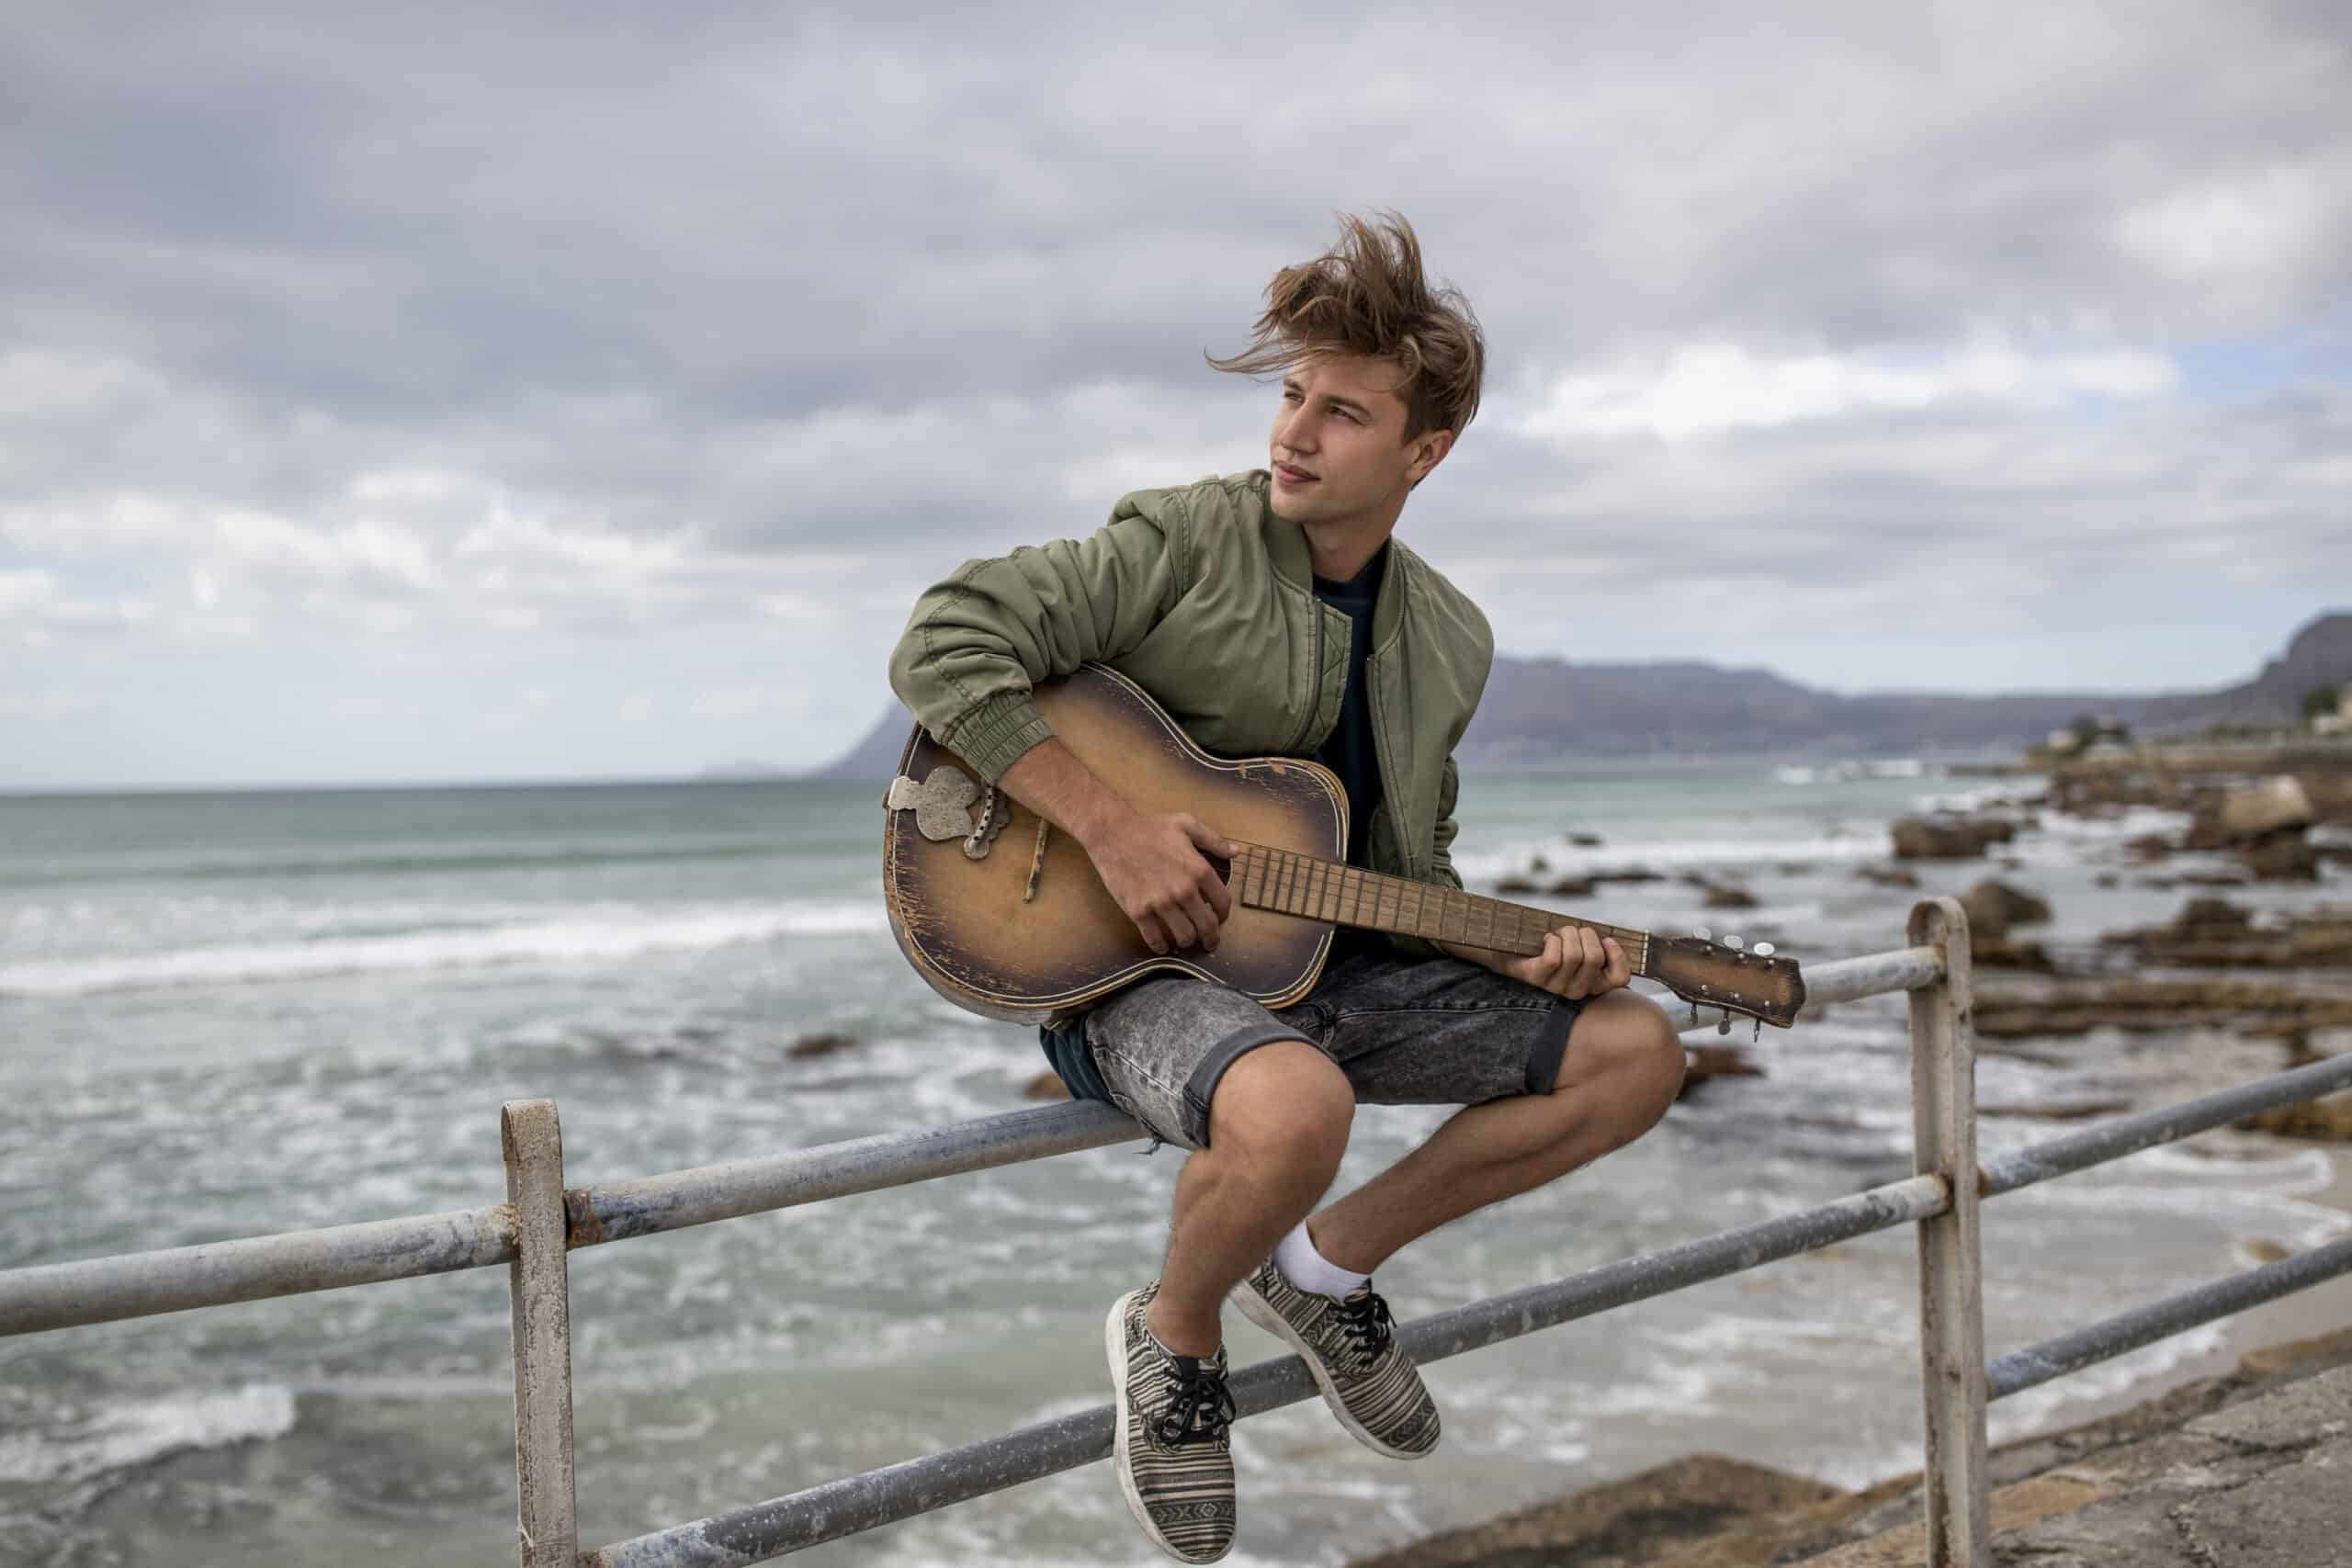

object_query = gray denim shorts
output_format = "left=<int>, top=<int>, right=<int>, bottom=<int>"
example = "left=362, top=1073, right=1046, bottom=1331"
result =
left=1078, top=945, right=1583, bottom=1150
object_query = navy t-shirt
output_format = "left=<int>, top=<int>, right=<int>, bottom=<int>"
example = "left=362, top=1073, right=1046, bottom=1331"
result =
left=1311, top=544, right=1386, bottom=963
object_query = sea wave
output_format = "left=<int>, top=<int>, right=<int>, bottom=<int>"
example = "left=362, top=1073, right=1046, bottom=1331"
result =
left=0, top=1384, right=297, bottom=1489
left=0, top=902, right=886, bottom=996
left=0, top=835, right=807, bottom=888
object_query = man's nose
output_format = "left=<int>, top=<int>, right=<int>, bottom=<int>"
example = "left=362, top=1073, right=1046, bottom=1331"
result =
left=1275, top=400, right=1316, bottom=453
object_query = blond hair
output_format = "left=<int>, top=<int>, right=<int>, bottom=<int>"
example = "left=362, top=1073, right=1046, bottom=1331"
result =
left=1209, top=210, right=1485, bottom=439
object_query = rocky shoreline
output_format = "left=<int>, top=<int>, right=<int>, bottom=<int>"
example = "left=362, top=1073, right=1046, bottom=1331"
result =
left=1392, top=736, right=2352, bottom=1565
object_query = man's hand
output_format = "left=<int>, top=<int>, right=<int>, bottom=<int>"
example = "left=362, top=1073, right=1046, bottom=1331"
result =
left=1083, top=810, right=1236, bottom=955
left=1453, top=923, right=1632, bottom=1000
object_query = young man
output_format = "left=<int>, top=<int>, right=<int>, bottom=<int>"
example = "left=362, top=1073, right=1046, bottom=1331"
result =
left=888, top=214, right=1685, bottom=1563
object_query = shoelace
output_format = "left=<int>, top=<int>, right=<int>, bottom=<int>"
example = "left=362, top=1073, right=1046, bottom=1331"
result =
left=1151, top=1359, right=1237, bottom=1448
left=1335, top=1289, right=1395, bottom=1362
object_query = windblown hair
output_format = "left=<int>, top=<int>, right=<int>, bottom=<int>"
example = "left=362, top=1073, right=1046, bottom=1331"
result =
left=1209, top=211, right=1485, bottom=440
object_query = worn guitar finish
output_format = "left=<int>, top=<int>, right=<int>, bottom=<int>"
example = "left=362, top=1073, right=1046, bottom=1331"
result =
left=882, top=664, right=1805, bottom=1030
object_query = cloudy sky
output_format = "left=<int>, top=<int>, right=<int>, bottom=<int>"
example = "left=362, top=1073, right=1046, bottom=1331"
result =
left=3, top=2, right=2346, bottom=789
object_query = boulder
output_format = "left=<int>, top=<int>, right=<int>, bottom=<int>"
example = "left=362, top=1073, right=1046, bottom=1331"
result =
left=1958, top=880, right=2052, bottom=942
left=2222, top=776, right=2316, bottom=838
left=2237, top=1091, right=2352, bottom=1142
left=786, top=1031, right=856, bottom=1059
left=1567, top=832, right=1603, bottom=847
left=1703, top=886, right=1758, bottom=909
left=1546, top=876, right=1597, bottom=897
left=1023, top=1070, right=1071, bottom=1101
left=1496, top=875, right=1540, bottom=894
left=2242, top=831, right=2320, bottom=882
left=1678, top=1044, right=1763, bottom=1100
left=1891, top=816, right=2014, bottom=860
left=1855, top=864, right=1922, bottom=889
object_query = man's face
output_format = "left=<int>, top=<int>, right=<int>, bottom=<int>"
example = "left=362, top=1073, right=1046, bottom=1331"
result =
left=1267, top=354, right=1452, bottom=527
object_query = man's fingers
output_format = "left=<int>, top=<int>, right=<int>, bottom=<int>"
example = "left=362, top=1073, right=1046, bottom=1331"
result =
left=1201, top=867, right=1233, bottom=923
left=1603, top=937, right=1633, bottom=987
left=1160, top=907, right=1199, bottom=952
left=1136, top=912, right=1170, bottom=955
left=1178, top=892, right=1219, bottom=952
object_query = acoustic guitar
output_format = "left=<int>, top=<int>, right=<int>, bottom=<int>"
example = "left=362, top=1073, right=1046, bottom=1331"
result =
left=881, top=663, right=1804, bottom=1032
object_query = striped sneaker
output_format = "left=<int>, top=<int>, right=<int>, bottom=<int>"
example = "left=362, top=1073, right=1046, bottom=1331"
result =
left=1106, top=1283, right=1238, bottom=1563
left=1235, top=1258, right=1439, bottom=1460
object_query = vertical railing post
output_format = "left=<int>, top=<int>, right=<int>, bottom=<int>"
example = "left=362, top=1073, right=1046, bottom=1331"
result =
left=1908, top=897, right=1988, bottom=1567
left=503, top=1099, right=578, bottom=1567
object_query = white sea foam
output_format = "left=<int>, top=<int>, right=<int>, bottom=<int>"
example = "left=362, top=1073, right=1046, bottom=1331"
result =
left=0, top=1385, right=297, bottom=1488
left=0, top=901, right=886, bottom=996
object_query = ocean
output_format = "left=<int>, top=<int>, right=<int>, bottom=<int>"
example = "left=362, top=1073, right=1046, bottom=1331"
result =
left=3, top=765, right=2346, bottom=1566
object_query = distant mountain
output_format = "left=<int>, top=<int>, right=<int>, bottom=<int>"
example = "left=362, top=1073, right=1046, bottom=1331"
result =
left=811, top=611, right=2351, bottom=776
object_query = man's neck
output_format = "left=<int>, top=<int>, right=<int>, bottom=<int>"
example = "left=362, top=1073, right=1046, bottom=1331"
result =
left=1300, top=508, right=1403, bottom=583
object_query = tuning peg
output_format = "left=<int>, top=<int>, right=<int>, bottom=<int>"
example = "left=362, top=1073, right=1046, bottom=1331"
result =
left=1692, top=926, right=1712, bottom=942
left=1752, top=1018, right=1762, bottom=1043
left=1716, top=1015, right=1732, bottom=1035
left=1753, top=942, right=1776, bottom=956
left=1687, top=1002, right=1699, bottom=1028
left=1725, top=934, right=1744, bottom=950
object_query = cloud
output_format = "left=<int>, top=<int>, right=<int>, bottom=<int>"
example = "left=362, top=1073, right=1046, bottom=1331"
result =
left=1510, top=339, right=2182, bottom=443
left=1, top=0, right=2347, bottom=782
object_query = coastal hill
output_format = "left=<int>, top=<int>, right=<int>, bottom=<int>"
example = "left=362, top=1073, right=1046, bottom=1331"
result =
left=809, top=611, right=2349, bottom=777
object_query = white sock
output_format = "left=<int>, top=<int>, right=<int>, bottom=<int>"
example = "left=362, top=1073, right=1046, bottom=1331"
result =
left=1272, top=1221, right=1369, bottom=1301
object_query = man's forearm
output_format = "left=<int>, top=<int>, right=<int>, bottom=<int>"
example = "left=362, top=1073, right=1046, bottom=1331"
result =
left=996, top=737, right=1137, bottom=852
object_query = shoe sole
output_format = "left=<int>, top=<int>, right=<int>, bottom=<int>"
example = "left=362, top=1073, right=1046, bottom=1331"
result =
left=1105, top=1290, right=1229, bottom=1563
left=1234, top=1279, right=1434, bottom=1461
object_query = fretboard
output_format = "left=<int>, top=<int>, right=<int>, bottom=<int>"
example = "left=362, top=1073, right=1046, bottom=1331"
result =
left=1228, top=842, right=1652, bottom=971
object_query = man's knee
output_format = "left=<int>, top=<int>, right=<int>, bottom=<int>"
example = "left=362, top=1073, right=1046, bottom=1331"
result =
left=1556, top=991, right=1685, bottom=1145
left=1207, top=1038, right=1353, bottom=1173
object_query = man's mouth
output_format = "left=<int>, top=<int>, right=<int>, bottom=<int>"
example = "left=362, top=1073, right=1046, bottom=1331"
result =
left=1274, top=462, right=1317, bottom=483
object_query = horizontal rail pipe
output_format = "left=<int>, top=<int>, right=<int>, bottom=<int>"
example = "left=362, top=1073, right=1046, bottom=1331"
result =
left=0, top=1204, right=516, bottom=1338
left=583, top=1173, right=1951, bottom=1566
left=1988, top=1232, right=2352, bottom=1399
left=0, top=945, right=1952, bottom=1339
left=1982, top=1052, right=2352, bottom=1198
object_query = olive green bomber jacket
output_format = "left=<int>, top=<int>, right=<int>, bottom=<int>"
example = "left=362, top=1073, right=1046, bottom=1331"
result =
left=886, top=469, right=1494, bottom=958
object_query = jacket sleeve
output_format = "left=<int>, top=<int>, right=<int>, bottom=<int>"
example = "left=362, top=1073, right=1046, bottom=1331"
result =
left=887, top=499, right=1186, bottom=782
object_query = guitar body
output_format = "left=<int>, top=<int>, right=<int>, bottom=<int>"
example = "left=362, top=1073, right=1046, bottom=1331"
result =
left=883, top=664, right=1346, bottom=1024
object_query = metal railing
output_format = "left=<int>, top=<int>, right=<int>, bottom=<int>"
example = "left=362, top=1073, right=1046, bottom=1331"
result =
left=6, top=897, right=2352, bottom=1568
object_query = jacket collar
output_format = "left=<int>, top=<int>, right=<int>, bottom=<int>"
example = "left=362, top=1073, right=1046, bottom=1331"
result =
left=1255, top=469, right=1411, bottom=650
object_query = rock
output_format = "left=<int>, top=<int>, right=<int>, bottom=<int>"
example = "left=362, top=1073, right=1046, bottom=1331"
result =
left=1527, top=855, right=1549, bottom=874
left=1566, top=832, right=1603, bottom=847
left=1591, top=867, right=1664, bottom=885
left=2095, top=873, right=2120, bottom=887
left=2124, top=834, right=2173, bottom=861
left=1959, top=880, right=2052, bottom=942
left=2236, top=1091, right=2352, bottom=1142
left=1545, top=876, right=1596, bottom=897
left=1977, top=1098, right=2131, bottom=1121
left=1496, top=875, right=1540, bottom=894
left=1855, top=865, right=1921, bottom=888
left=1974, top=938, right=2057, bottom=973
left=1023, top=1070, right=1070, bottom=1100
left=1703, top=886, right=1758, bottom=909
left=1678, top=1044, right=1763, bottom=1100
left=2241, top=829, right=2320, bottom=881
left=1778, top=862, right=1813, bottom=875
left=2222, top=775, right=2316, bottom=838
left=1891, top=816, right=2015, bottom=860
left=786, top=1031, right=856, bottom=1059
left=1973, top=978, right=2352, bottom=1039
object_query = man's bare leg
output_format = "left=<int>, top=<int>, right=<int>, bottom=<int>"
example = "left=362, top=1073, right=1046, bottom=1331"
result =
left=1307, top=991, right=1686, bottom=1276
left=1145, top=1039, right=1355, bottom=1358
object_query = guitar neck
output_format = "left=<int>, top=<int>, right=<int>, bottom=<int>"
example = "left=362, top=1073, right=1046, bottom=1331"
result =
left=1227, top=842, right=1654, bottom=975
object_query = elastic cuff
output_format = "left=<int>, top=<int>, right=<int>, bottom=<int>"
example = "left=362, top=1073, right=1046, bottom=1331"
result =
left=1181, top=1024, right=1317, bottom=1148
left=945, top=692, right=1056, bottom=782
left=1524, top=997, right=1582, bottom=1096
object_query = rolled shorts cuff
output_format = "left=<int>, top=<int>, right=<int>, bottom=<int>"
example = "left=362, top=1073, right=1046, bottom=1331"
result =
left=1524, top=997, right=1580, bottom=1096
left=1180, top=1022, right=1316, bottom=1147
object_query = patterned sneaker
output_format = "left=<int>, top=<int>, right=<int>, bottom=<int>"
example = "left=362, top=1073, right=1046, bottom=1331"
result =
left=1106, top=1283, right=1238, bottom=1563
left=1235, top=1258, right=1439, bottom=1460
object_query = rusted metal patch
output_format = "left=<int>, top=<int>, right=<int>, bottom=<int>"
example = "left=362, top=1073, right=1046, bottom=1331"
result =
left=565, top=1188, right=607, bottom=1248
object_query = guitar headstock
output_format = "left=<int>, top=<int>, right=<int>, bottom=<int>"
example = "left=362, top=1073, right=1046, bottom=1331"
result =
left=1647, top=931, right=1806, bottom=1029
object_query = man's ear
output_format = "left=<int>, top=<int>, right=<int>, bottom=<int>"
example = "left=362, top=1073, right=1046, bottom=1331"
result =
left=1406, top=427, right=1454, bottom=486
